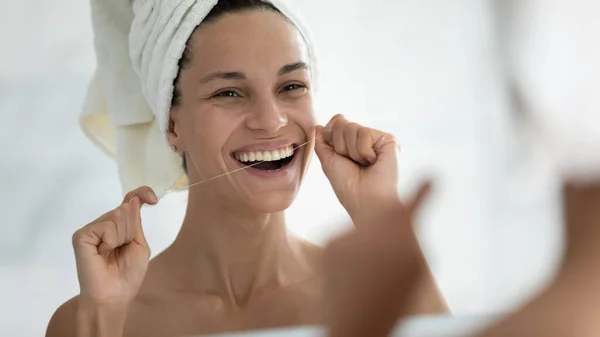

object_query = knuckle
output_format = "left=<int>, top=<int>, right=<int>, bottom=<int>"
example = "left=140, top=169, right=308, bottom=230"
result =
left=123, top=191, right=135, bottom=202
left=333, top=116, right=346, bottom=128
left=331, top=113, right=345, bottom=121
left=347, top=122, right=361, bottom=130
left=123, top=185, right=148, bottom=203
left=124, top=185, right=156, bottom=204
left=71, top=230, right=82, bottom=246
left=71, top=220, right=94, bottom=245
left=131, top=188, right=144, bottom=199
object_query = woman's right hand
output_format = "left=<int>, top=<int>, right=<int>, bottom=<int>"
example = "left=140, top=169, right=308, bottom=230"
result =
left=71, top=186, right=158, bottom=309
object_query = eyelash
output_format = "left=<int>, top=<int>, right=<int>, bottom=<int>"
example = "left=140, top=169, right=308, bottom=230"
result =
left=211, top=83, right=307, bottom=99
left=214, top=89, right=240, bottom=98
left=281, top=83, right=306, bottom=92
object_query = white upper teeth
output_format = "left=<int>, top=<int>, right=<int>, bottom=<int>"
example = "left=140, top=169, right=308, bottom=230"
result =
left=235, top=145, right=294, bottom=162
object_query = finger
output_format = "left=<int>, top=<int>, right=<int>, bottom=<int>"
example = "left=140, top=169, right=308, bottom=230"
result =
left=72, top=220, right=121, bottom=256
left=357, top=127, right=378, bottom=165
left=407, top=181, right=433, bottom=215
left=97, top=224, right=119, bottom=255
left=124, top=199, right=137, bottom=244
left=324, top=113, right=345, bottom=131
left=331, top=117, right=349, bottom=156
left=373, top=132, right=398, bottom=156
left=123, top=186, right=158, bottom=205
left=343, top=122, right=369, bottom=166
left=89, top=186, right=158, bottom=225
left=128, top=196, right=150, bottom=250
left=321, top=128, right=332, bottom=147
left=314, top=125, right=336, bottom=168
left=322, top=114, right=345, bottom=146
left=97, top=204, right=131, bottom=254
left=96, top=201, right=137, bottom=254
left=107, top=203, right=129, bottom=247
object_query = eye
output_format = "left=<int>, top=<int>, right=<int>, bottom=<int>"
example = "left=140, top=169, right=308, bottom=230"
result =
left=281, top=83, right=306, bottom=92
left=213, top=89, right=241, bottom=98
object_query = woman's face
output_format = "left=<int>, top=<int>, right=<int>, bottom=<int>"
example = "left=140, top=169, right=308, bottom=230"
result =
left=168, top=9, right=316, bottom=213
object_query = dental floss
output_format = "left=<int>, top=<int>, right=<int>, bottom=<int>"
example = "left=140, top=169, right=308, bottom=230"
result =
left=164, top=138, right=317, bottom=195
left=164, top=134, right=400, bottom=195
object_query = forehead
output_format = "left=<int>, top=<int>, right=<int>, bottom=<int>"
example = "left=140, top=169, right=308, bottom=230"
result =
left=188, top=10, right=310, bottom=74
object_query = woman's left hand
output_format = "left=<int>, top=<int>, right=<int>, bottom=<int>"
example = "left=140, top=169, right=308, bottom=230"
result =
left=314, top=114, right=400, bottom=224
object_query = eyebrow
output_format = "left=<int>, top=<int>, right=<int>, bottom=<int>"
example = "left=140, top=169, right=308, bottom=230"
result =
left=199, top=71, right=246, bottom=84
left=278, top=61, right=310, bottom=76
left=198, top=61, right=310, bottom=85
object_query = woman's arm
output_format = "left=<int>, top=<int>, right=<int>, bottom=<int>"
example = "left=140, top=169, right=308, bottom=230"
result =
left=324, top=183, right=444, bottom=337
left=49, top=187, right=155, bottom=337
left=46, top=297, right=77, bottom=337
left=350, top=192, right=449, bottom=317
left=352, top=207, right=449, bottom=317
left=403, top=256, right=449, bottom=315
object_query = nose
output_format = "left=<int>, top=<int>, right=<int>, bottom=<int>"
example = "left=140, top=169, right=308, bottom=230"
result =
left=245, top=94, right=288, bottom=134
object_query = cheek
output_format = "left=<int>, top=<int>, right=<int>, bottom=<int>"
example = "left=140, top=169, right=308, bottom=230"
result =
left=291, top=98, right=317, bottom=135
left=180, top=107, right=236, bottom=157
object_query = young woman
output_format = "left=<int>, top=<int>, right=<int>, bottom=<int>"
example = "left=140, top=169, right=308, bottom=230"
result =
left=46, top=1, right=447, bottom=336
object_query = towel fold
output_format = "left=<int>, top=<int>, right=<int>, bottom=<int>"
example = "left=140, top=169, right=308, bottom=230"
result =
left=81, top=0, right=317, bottom=198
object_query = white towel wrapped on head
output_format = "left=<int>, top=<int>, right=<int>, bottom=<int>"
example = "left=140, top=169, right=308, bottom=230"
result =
left=81, top=0, right=318, bottom=198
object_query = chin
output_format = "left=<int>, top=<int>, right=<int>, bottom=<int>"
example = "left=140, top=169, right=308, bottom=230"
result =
left=244, top=189, right=298, bottom=214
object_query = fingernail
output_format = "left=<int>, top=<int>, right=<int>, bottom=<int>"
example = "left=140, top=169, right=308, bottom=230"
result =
left=148, top=192, right=158, bottom=203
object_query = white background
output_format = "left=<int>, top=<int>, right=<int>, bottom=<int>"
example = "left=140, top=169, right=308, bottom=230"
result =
left=4, top=0, right=597, bottom=335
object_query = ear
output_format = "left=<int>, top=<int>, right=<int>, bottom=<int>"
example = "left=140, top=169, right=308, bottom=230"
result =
left=166, top=109, right=181, bottom=152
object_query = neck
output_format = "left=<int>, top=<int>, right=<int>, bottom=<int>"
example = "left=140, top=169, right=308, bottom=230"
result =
left=164, top=188, right=311, bottom=307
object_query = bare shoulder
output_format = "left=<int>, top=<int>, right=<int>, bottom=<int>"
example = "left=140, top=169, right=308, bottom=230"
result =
left=46, top=295, right=79, bottom=337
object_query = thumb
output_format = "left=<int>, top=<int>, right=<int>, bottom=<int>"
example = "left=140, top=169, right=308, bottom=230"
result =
left=314, top=125, right=336, bottom=167
left=372, top=132, right=400, bottom=163
left=407, top=180, right=433, bottom=215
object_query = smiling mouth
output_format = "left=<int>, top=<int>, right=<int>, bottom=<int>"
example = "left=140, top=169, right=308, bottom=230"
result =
left=233, top=145, right=297, bottom=171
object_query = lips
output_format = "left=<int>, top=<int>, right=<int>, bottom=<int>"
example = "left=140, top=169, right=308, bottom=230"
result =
left=230, top=138, right=302, bottom=174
